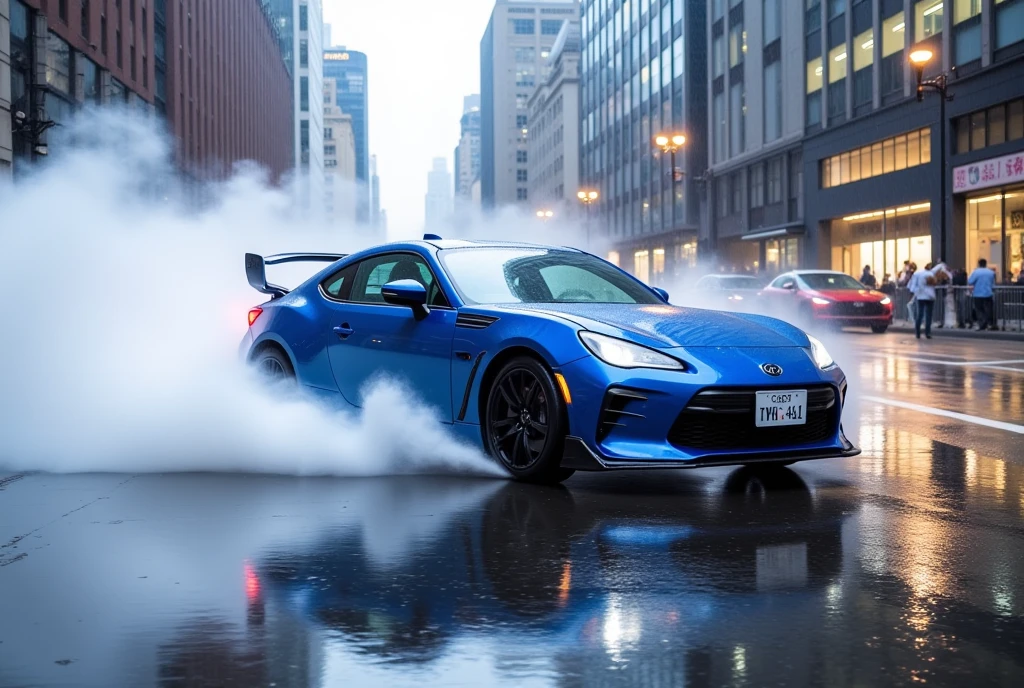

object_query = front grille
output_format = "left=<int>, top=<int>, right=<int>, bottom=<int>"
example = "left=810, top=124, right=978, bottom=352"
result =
left=668, top=386, right=837, bottom=451
left=830, top=301, right=884, bottom=316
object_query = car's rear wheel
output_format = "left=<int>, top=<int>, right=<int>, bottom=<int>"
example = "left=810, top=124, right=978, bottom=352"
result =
left=484, top=356, right=574, bottom=484
left=253, top=346, right=295, bottom=383
left=871, top=324, right=888, bottom=334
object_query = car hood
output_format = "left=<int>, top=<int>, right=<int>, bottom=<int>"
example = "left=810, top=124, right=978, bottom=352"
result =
left=496, top=303, right=809, bottom=348
left=811, top=288, right=887, bottom=302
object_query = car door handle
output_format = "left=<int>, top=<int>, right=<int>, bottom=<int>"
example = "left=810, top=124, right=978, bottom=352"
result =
left=333, top=324, right=354, bottom=339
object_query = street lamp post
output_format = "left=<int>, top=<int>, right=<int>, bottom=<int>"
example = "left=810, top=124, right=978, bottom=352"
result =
left=909, top=49, right=953, bottom=262
left=654, top=133, right=686, bottom=229
left=577, top=189, right=599, bottom=250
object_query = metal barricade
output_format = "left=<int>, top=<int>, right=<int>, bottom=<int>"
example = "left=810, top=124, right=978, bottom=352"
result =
left=892, top=285, right=1024, bottom=332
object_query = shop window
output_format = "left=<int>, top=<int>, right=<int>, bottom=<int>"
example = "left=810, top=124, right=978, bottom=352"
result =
left=970, top=110, right=986, bottom=150
left=1010, top=99, right=1024, bottom=140
left=750, top=164, right=764, bottom=208
left=768, top=158, right=783, bottom=204
left=989, top=105, right=1006, bottom=146
left=821, top=128, right=931, bottom=189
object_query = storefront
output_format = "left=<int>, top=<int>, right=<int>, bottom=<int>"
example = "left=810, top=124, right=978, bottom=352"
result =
left=607, top=231, right=699, bottom=285
left=828, top=202, right=932, bottom=282
left=954, top=151, right=1024, bottom=281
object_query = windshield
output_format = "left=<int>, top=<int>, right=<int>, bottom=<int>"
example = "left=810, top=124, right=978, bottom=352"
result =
left=718, top=276, right=762, bottom=289
left=799, top=273, right=866, bottom=290
left=439, top=248, right=662, bottom=305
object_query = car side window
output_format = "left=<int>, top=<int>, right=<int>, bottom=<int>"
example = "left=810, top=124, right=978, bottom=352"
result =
left=320, top=264, right=356, bottom=300
left=769, top=275, right=792, bottom=289
left=349, top=253, right=449, bottom=307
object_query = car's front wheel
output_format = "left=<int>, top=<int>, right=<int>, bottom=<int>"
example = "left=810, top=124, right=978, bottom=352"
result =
left=871, top=324, right=888, bottom=334
left=484, top=356, right=574, bottom=484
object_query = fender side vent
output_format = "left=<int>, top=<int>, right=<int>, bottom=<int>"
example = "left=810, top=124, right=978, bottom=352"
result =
left=597, top=388, right=648, bottom=442
left=456, top=313, right=499, bottom=329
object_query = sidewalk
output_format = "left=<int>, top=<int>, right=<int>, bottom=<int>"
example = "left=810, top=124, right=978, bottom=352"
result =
left=889, top=323, right=1024, bottom=342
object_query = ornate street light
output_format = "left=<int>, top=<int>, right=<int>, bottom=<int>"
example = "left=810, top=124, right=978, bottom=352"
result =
left=909, top=48, right=954, bottom=261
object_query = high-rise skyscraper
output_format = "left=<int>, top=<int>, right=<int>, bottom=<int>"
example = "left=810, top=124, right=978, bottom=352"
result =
left=268, top=0, right=325, bottom=210
left=580, top=0, right=707, bottom=284
left=454, top=94, right=482, bottom=201
left=425, top=157, right=453, bottom=229
left=480, top=0, right=580, bottom=209
left=324, top=48, right=371, bottom=223
left=370, top=154, right=381, bottom=232
left=323, top=77, right=358, bottom=227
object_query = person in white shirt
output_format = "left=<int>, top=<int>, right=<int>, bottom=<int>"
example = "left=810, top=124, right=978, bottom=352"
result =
left=907, top=262, right=951, bottom=339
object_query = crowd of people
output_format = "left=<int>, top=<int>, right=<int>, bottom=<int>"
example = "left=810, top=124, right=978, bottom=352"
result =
left=857, top=258, right=1019, bottom=339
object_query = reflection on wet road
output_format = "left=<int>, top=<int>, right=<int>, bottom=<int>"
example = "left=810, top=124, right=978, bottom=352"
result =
left=1, top=334, right=1023, bottom=687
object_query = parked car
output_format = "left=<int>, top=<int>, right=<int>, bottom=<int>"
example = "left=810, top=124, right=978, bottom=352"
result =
left=759, top=270, right=893, bottom=333
left=692, top=274, right=765, bottom=309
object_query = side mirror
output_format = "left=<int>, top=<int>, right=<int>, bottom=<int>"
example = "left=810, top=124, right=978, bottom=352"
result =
left=382, top=279, right=430, bottom=320
left=782, top=282, right=796, bottom=291
left=651, top=286, right=670, bottom=302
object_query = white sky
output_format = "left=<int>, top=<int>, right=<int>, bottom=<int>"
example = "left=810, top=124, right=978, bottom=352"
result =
left=324, top=1, right=496, bottom=238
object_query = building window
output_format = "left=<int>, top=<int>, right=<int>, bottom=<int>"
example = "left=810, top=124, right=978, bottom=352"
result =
left=730, top=171, right=743, bottom=214
left=821, top=127, right=931, bottom=189
left=764, top=61, right=781, bottom=142
left=767, top=158, right=783, bottom=204
left=828, top=43, right=847, bottom=121
left=789, top=151, right=803, bottom=219
left=512, top=19, right=535, bottom=35
left=730, top=82, right=745, bottom=156
left=953, top=0, right=982, bottom=64
left=517, top=150, right=528, bottom=163
left=853, top=28, right=873, bottom=108
left=59, top=0, right=68, bottom=22
left=541, top=19, right=563, bottom=35
left=81, top=0, right=90, bottom=39
left=995, top=0, right=1024, bottom=50
left=325, top=145, right=336, bottom=156
left=299, top=4, right=308, bottom=31
left=955, top=98, right=1024, bottom=152
left=300, top=120, right=310, bottom=164
left=764, top=0, right=780, bottom=44
left=712, top=92, right=726, bottom=163
left=806, top=57, right=823, bottom=127
left=101, top=14, right=107, bottom=54
left=142, top=55, right=147, bottom=88
left=881, top=11, right=905, bottom=95
left=130, top=45, right=136, bottom=81
left=45, top=32, right=72, bottom=96
left=750, top=164, right=764, bottom=208
left=300, top=40, right=308, bottom=68
left=516, top=114, right=528, bottom=129
left=729, top=21, right=745, bottom=68
left=300, top=77, right=309, bottom=111
left=325, top=127, right=333, bottom=140
left=517, top=188, right=529, bottom=200
left=517, top=169, right=528, bottom=182
left=713, top=33, right=725, bottom=78
left=717, top=176, right=730, bottom=217
left=914, top=0, right=944, bottom=42
left=116, top=29, right=122, bottom=68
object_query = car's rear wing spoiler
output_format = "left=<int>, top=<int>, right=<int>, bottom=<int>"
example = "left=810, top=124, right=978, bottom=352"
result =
left=245, top=252, right=347, bottom=299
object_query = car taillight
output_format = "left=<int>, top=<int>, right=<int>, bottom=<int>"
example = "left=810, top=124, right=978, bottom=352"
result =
left=248, top=307, right=263, bottom=327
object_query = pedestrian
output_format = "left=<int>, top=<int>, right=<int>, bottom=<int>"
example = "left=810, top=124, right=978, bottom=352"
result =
left=968, top=258, right=997, bottom=331
left=897, top=261, right=912, bottom=287
left=860, top=265, right=877, bottom=288
left=907, top=261, right=951, bottom=339
left=880, top=274, right=896, bottom=296
left=1017, top=269, right=1024, bottom=286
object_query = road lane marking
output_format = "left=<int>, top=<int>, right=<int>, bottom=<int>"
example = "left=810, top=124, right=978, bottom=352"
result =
left=862, top=352, right=1024, bottom=369
left=863, top=395, right=1024, bottom=434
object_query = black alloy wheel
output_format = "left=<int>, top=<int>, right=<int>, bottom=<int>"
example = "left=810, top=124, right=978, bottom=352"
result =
left=253, top=347, right=296, bottom=383
left=871, top=325, right=888, bottom=334
left=485, top=356, right=573, bottom=484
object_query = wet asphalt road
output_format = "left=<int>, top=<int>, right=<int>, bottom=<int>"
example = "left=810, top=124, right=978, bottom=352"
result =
left=1, top=333, right=1023, bottom=687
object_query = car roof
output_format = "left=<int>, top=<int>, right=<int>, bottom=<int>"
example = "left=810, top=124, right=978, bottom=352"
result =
left=421, top=238, right=582, bottom=252
left=703, top=273, right=761, bottom=279
left=790, top=270, right=846, bottom=275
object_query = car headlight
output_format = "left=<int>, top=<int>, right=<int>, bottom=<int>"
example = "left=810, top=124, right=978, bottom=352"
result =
left=807, top=334, right=835, bottom=370
left=811, top=297, right=831, bottom=306
left=579, top=331, right=684, bottom=370
left=880, top=296, right=891, bottom=305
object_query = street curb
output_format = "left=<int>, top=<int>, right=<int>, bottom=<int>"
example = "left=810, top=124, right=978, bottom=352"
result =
left=889, top=325, right=1024, bottom=342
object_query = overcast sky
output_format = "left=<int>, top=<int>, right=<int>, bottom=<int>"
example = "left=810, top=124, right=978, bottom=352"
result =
left=324, top=1, right=495, bottom=238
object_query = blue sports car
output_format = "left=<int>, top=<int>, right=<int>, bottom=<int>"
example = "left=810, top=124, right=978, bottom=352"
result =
left=240, top=236, right=859, bottom=483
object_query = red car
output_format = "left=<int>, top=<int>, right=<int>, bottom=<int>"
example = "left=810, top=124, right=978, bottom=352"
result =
left=760, top=270, right=893, bottom=333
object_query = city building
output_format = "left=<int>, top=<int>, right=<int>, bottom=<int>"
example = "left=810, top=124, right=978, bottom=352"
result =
left=3, top=0, right=155, bottom=174
left=705, top=0, right=809, bottom=275
left=268, top=0, right=325, bottom=209
left=324, top=47, right=370, bottom=223
left=480, top=0, right=580, bottom=209
left=166, top=0, right=294, bottom=183
left=526, top=20, right=580, bottom=218
left=580, top=0, right=708, bottom=284
left=1, top=1, right=11, bottom=177
left=800, top=0, right=1024, bottom=282
left=323, top=76, right=357, bottom=227
left=454, top=94, right=481, bottom=200
left=425, top=157, right=453, bottom=229
left=370, top=153, right=381, bottom=231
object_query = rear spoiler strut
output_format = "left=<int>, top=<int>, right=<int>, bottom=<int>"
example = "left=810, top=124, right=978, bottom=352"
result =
left=245, top=252, right=348, bottom=299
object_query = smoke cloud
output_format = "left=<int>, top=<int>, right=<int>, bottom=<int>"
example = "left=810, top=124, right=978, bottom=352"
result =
left=0, top=109, right=503, bottom=478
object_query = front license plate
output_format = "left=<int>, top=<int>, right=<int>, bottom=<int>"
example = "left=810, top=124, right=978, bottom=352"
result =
left=755, top=390, right=807, bottom=427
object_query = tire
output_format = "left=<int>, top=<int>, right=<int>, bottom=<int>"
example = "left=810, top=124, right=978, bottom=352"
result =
left=484, top=356, right=572, bottom=484
left=252, top=346, right=295, bottom=383
left=871, top=325, right=888, bottom=334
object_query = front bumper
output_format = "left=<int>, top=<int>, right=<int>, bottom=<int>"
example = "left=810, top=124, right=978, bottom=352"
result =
left=556, top=345, right=859, bottom=470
